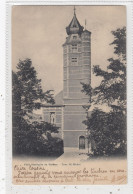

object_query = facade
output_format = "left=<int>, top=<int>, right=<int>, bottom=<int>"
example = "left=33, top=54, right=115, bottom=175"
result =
left=43, top=9, right=91, bottom=151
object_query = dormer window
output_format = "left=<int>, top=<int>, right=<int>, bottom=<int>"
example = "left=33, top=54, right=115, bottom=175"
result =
left=73, top=36, right=77, bottom=39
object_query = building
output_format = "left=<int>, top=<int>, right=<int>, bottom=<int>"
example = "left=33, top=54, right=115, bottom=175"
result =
left=43, top=8, right=91, bottom=152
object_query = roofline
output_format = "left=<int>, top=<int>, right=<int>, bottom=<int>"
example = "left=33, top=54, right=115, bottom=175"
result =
left=42, top=105, right=65, bottom=107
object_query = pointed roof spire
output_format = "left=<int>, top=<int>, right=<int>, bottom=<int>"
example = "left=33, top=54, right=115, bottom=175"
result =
left=66, top=7, right=84, bottom=35
left=74, top=6, right=76, bottom=15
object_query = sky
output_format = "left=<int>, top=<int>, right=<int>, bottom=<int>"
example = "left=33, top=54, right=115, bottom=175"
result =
left=12, top=5, right=126, bottom=96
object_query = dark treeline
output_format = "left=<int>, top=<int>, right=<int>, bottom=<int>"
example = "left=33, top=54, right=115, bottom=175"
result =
left=12, top=59, right=63, bottom=157
left=82, top=27, right=127, bottom=157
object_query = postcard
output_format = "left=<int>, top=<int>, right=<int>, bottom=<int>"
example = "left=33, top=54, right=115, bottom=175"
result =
left=11, top=5, right=127, bottom=185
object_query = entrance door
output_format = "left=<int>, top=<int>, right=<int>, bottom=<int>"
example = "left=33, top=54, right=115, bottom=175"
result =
left=79, top=136, right=85, bottom=149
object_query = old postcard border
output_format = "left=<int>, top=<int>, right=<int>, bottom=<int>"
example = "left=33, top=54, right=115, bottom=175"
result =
left=4, top=1, right=133, bottom=194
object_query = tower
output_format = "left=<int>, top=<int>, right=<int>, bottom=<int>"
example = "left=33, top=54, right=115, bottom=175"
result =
left=63, top=8, right=91, bottom=149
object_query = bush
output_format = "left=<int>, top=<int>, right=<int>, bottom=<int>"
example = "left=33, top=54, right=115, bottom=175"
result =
left=13, top=119, right=64, bottom=157
left=84, top=109, right=127, bottom=157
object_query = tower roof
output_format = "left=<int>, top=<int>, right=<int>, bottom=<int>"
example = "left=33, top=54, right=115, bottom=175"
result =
left=66, top=8, right=84, bottom=35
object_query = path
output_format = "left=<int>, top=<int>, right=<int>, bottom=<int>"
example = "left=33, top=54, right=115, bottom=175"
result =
left=55, top=147, right=89, bottom=162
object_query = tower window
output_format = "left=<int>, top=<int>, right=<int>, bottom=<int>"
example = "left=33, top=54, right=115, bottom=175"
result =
left=72, top=57, right=77, bottom=63
left=72, top=44, right=77, bottom=50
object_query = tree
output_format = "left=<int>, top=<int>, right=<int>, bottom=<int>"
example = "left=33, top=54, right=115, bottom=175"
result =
left=83, top=109, right=127, bottom=156
left=94, top=27, right=126, bottom=110
left=14, top=58, right=54, bottom=116
left=13, top=119, right=63, bottom=156
left=21, top=121, right=62, bottom=156
left=82, top=27, right=126, bottom=111
left=31, top=121, right=59, bottom=140
left=82, top=27, right=126, bottom=157
left=12, top=59, right=63, bottom=156
left=110, top=27, right=126, bottom=61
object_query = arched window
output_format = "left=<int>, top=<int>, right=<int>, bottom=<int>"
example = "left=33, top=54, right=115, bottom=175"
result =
left=79, top=136, right=85, bottom=149
left=50, top=112, right=56, bottom=124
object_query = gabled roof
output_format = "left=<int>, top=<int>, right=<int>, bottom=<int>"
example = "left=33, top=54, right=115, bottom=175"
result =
left=54, top=90, right=63, bottom=105
left=42, top=90, right=64, bottom=107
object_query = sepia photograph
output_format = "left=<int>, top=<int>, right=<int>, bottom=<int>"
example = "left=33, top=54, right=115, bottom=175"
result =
left=12, top=5, right=127, bottom=185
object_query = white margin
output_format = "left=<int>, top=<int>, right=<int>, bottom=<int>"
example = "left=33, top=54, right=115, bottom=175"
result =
left=0, top=0, right=6, bottom=194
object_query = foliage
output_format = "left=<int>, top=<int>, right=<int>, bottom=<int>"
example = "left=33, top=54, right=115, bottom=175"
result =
left=82, top=27, right=127, bottom=157
left=82, top=27, right=126, bottom=110
left=110, top=27, right=126, bottom=60
left=13, top=119, right=63, bottom=156
left=93, top=27, right=126, bottom=110
left=13, top=58, right=54, bottom=116
left=84, top=109, right=127, bottom=156
left=31, top=121, right=59, bottom=139
left=92, top=56, right=126, bottom=110
left=12, top=59, right=63, bottom=156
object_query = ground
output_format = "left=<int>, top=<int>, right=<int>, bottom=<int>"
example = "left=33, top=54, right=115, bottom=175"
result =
left=55, top=147, right=89, bottom=162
